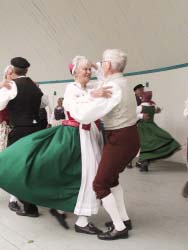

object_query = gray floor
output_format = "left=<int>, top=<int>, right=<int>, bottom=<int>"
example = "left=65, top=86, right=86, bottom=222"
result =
left=0, top=161, right=188, bottom=250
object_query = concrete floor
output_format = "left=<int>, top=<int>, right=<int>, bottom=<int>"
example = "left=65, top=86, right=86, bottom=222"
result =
left=0, top=160, right=188, bottom=250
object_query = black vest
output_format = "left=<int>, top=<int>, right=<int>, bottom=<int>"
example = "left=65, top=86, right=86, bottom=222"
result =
left=54, top=107, right=65, bottom=120
left=8, top=77, right=43, bottom=126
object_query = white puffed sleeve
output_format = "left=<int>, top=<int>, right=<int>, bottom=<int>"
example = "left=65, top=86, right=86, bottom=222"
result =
left=0, top=81, right=17, bottom=111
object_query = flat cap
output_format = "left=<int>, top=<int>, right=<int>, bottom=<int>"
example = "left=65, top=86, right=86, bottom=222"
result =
left=11, top=57, right=30, bottom=69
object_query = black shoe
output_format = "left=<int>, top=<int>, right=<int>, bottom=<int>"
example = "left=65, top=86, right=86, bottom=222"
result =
left=98, top=228, right=128, bottom=240
left=8, top=201, right=21, bottom=212
left=75, top=222, right=102, bottom=235
left=49, top=208, right=67, bottom=219
left=136, top=162, right=141, bottom=168
left=105, top=219, right=132, bottom=231
left=49, top=208, right=69, bottom=229
left=139, top=160, right=149, bottom=172
left=16, top=209, right=39, bottom=217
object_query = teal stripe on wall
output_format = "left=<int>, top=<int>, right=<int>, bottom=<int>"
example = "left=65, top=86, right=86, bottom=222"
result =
left=39, top=63, right=188, bottom=84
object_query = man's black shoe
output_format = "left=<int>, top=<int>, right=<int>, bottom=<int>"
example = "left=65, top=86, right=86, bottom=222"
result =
left=135, top=162, right=141, bottom=168
left=49, top=208, right=69, bottom=229
left=16, top=209, right=39, bottom=217
left=105, top=219, right=132, bottom=230
left=140, top=160, right=149, bottom=172
left=75, top=222, right=102, bottom=235
left=98, top=228, right=128, bottom=240
left=8, top=201, right=21, bottom=212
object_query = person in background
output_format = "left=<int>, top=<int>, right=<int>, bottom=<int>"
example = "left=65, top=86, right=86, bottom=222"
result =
left=137, top=91, right=181, bottom=172
left=182, top=98, right=188, bottom=197
left=0, top=108, right=9, bottom=151
left=130, top=84, right=151, bottom=168
left=49, top=97, right=65, bottom=126
left=0, top=66, right=12, bottom=152
left=0, top=65, right=21, bottom=212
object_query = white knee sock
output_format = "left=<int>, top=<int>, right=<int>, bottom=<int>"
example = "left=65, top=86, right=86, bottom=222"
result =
left=111, top=184, right=129, bottom=221
left=102, top=193, right=125, bottom=231
left=75, top=216, right=88, bottom=227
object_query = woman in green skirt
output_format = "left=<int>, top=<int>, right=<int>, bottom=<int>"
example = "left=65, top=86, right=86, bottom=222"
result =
left=137, top=91, right=181, bottom=172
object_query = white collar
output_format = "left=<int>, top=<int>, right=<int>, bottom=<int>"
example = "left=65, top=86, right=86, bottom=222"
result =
left=141, top=102, right=155, bottom=106
left=74, top=81, right=88, bottom=91
left=18, top=76, right=27, bottom=78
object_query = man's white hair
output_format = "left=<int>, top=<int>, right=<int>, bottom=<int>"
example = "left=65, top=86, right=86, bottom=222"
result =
left=72, top=56, right=90, bottom=75
left=103, top=49, right=127, bottom=72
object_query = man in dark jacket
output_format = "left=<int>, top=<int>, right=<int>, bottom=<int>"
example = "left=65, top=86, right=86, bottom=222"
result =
left=0, top=57, right=42, bottom=217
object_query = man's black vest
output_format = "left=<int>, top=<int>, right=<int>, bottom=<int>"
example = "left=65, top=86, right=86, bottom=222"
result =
left=8, top=77, right=43, bottom=126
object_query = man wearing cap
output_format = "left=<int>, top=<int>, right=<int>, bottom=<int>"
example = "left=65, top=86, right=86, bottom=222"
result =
left=0, top=57, right=42, bottom=217
left=134, top=84, right=145, bottom=105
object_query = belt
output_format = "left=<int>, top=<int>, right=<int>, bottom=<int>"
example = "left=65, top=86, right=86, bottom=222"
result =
left=62, top=120, right=101, bottom=131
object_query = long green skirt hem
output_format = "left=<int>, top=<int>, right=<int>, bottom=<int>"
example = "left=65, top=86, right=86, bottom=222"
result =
left=0, top=125, right=82, bottom=212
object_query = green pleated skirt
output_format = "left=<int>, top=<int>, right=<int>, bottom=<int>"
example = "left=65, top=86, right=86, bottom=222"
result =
left=0, top=125, right=81, bottom=212
left=138, top=121, right=181, bottom=161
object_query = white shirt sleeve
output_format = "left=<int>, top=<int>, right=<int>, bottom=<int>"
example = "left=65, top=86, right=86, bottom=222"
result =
left=136, top=105, right=143, bottom=119
left=183, top=99, right=188, bottom=118
left=64, top=82, right=122, bottom=124
left=0, top=81, right=17, bottom=111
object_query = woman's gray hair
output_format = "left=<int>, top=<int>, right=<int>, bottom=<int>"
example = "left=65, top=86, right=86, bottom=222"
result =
left=3, top=65, right=13, bottom=80
left=71, top=56, right=90, bottom=75
left=102, top=49, right=127, bottom=72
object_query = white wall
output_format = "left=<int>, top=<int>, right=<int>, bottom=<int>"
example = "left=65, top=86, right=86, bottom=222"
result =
left=40, top=67, right=188, bottom=164
left=0, top=0, right=188, bottom=81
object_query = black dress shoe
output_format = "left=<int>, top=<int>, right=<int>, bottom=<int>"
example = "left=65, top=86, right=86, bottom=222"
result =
left=49, top=208, right=69, bottom=229
left=105, top=219, right=132, bottom=230
left=49, top=208, right=67, bottom=219
left=75, top=222, right=102, bottom=235
left=139, top=160, right=149, bottom=172
left=98, top=228, right=128, bottom=240
left=8, top=201, right=21, bottom=212
left=16, top=209, right=39, bottom=217
left=136, top=162, right=141, bottom=168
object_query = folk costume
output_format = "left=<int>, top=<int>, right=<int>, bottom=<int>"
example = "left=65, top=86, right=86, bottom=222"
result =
left=137, top=91, right=181, bottom=171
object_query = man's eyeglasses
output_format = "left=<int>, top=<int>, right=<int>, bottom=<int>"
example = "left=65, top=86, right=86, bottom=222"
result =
left=100, top=61, right=109, bottom=65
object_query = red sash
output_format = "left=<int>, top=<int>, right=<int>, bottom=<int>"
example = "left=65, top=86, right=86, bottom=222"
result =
left=62, top=111, right=101, bottom=131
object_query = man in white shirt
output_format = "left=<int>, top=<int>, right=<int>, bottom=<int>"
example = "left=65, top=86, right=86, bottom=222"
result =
left=91, top=49, right=140, bottom=240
